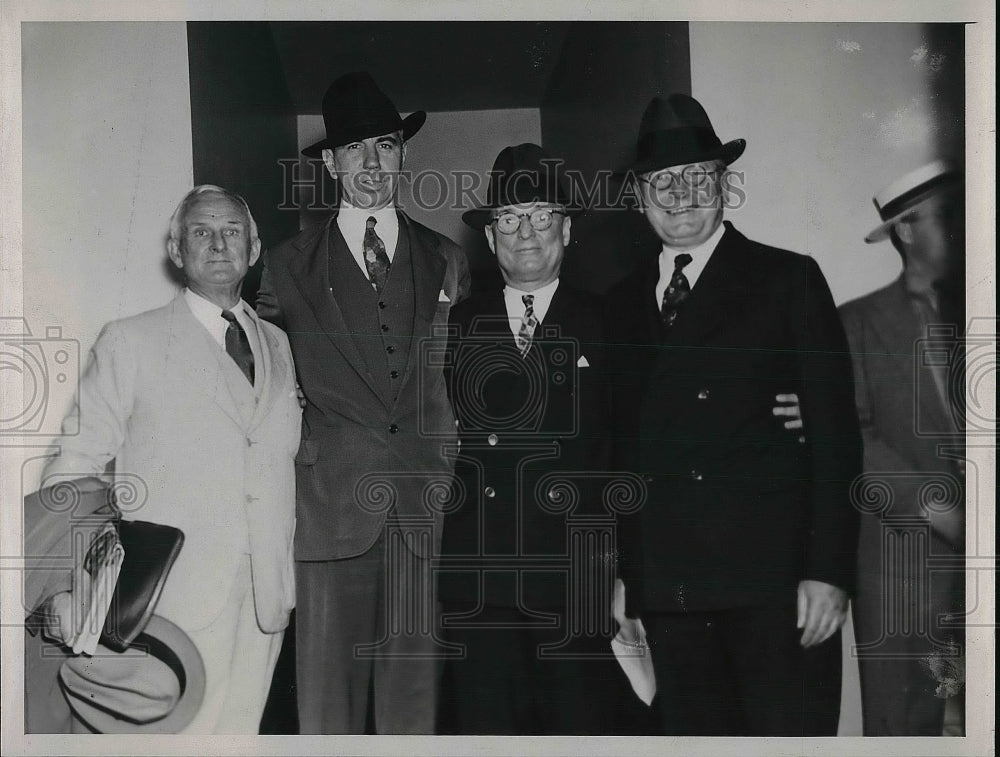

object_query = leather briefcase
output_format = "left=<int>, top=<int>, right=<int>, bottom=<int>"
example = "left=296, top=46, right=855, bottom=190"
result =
left=100, top=519, right=184, bottom=653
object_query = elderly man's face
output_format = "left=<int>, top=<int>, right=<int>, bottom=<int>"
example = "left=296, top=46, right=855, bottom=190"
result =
left=324, top=131, right=405, bottom=211
left=168, top=193, right=259, bottom=300
left=486, top=203, right=571, bottom=292
left=637, top=160, right=726, bottom=249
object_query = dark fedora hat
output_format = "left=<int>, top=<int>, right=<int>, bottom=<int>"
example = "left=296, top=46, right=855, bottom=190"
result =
left=462, top=143, right=579, bottom=229
left=618, top=93, right=746, bottom=176
left=302, top=71, right=426, bottom=158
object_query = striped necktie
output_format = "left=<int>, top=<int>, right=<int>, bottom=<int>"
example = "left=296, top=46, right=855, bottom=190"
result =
left=516, top=294, right=538, bottom=357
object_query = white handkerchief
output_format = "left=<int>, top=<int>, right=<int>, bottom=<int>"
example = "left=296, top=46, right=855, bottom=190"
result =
left=577, top=355, right=590, bottom=368
left=611, top=620, right=656, bottom=706
left=438, top=289, right=451, bottom=302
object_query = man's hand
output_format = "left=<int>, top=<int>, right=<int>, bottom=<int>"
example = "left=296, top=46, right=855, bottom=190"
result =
left=773, top=392, right=806, bottom=443
left=40, top=591, right=75, bottom=646
left=613, top=578, right=644, bottom=646
left=796, top=580, right=848, bottom=647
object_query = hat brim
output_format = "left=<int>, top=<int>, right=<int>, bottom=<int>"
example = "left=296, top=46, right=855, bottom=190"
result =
left=462, top=202, right=582, bottom=231
left=614, top=138, right=746, bottom=178
left=302, top=110, right=427, bottom=158
left=864, top=217, right=898, bottom=243
left=62, top=614, right=206, bottom=734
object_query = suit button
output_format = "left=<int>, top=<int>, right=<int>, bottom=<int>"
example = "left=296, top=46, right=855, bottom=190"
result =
left=246, top=437, right=254, bottom=447
left=380, top=324, right=389, bottom=332
left=389, top=424, right=399, bottom=434
left=484, top=486, right=496, bottom=498
left=643, top=475, right=654, bottom=484
left=690, top=470, right=703, bottom=481
left=386, top=345, right=395, bottom=354
left=390, top=370, right=399, bottom=379
left=487, top=433, right=498, bottom=446
left=378, top=301, right=387, bottom=309
left=697, top=389, right=710, bottom=400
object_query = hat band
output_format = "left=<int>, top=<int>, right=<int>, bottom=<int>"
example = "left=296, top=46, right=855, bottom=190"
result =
left=877, top=172, right=960, bottom=222
left=636, top=127, right=724, bottom=168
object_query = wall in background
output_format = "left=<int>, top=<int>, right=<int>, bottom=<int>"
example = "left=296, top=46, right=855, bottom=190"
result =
left=689, top=22, right=964, bottom=306
left=21, top=21, right=194, bottom=492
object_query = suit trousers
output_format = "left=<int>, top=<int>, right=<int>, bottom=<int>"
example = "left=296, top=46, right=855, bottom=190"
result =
left=439, top=604, right=621, bottom=735
left=644, top=602, right=842, bottom=736
left=295, top=524, right=440, bottom=734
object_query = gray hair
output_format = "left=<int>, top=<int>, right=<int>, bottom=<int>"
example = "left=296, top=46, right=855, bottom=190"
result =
left=167, top=184, right=259, bottom=246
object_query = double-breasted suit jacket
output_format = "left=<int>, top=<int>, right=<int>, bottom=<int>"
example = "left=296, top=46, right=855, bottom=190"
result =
left=839, top=276, right=965, bottom=735
left=439, top=285, right=613, bottom=612
left=607, top=222, right=863, bottom=616
left=257, top=210, right=470, bottom=559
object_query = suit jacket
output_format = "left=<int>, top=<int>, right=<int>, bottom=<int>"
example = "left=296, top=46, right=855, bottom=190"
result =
left=37, top=294, right=301, bottom=634
left=439, top=284, right=613, bottom=611
left=608, top=222, right=862, bottom=615
left=257, top=210, right=470, bottom=560
left=838, top=276, right=964, bottom=655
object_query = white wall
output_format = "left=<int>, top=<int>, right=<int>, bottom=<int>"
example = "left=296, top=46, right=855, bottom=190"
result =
left=690, top=22, right=962, bottom=306
left=21, top=22, right=194, bottom=490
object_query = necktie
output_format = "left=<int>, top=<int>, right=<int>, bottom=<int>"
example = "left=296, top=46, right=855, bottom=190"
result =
left=516, top=294, right=538, bottom=357
left=363, top=216, right=391, bottom=293
left=660, top=253, right=694, bottom=329
left=221, top=309, right=255, bottom=385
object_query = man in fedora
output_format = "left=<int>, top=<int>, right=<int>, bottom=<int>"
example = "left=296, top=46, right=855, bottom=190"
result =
left=607, top=93, right=862, bottom=735
left=256, top=71, right=470, bottom=733
left=437, top=143, right=628, bottom=734
left=839, top=161, right=965, bottom=735
left=26, top=185, right=300, bottom=733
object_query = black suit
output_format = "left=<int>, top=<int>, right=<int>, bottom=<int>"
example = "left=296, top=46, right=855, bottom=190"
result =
left=438, top=283, right=629, bottom=734
left=608, top=222, right=862, bottom=735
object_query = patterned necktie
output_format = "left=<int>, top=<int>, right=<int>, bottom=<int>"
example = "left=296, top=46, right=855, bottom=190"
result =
left=221, top=309, right=255, bottom=385
left=516, top=294, right=538, bottom=357
left=660, top=252, right=694, bottom=329
left=363, top=216, right=391, bottom=293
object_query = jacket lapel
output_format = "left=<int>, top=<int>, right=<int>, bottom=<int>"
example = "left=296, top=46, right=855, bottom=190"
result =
left=286, top=212, right=385, bottom=402
left=245, top=310, right=288, bottom=430
left=397, top=212, right=447, bottom=393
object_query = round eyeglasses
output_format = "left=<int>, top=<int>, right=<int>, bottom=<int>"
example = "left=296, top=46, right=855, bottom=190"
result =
left=638, top=165, right=721, bottom=192
left=491, top=208, right=567, bottom=235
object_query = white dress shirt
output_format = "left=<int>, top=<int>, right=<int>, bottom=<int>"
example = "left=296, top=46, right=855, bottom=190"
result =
left=503, top=278, right=560, bottom=338
left=337, top=203, right=399, bottom=279
left=654, top=221, right=726, bottom=309
left=183, top=288, right=261, bottom=385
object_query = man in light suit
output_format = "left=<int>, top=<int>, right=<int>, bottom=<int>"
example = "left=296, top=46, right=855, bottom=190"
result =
left=608, top=94, right=862, bottom=735
left=30, top=185, right=301, bottom=733
left=438, top=143, right=628, bottom=734
left=256, top=72, right=470, bottom=733
left=839, top=161, right=965, bottom=735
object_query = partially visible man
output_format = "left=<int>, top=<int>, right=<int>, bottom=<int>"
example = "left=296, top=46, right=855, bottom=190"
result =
left=256, top=72, right=470, bottom=733
left=26, top=185, right=300, bottom=733
left=839, top=160, right=966, bottom=736
left=608, top=94, right=863, bottom=736
left=438, top=144, right=624, bottom=734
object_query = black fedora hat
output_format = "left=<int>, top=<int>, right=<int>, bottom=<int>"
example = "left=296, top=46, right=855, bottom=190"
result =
left=302, top=71, right=426, bottom=158
left=618, top=93, right=746, bottom=176
left=463, top=143, right=578, bottom=229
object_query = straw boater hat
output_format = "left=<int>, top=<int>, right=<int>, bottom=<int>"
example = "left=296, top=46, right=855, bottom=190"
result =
left=302, top=71, right=426, bottom=158
left=864, top=160, right=961, bottom=243
left=618, top=93, right=746, bottom=176
left=462, top=143, right=580, bottom=229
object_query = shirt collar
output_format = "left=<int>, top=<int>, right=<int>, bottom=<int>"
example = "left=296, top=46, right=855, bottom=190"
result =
left=503, top=278, right=560, bottom=323
left=183, top=287, right=248, bottom=320
left=658, top=221, right=726, bottom=290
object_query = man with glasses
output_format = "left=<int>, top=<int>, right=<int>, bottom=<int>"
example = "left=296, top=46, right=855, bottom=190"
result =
left=608, top=94, right=862, bottom=735
left=437, top=143, right=625, bottom=734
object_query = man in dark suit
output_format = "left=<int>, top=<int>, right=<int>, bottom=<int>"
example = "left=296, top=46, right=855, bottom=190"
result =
left=840, top=161, right=965, bottom=735
left=608, top=94, right=863, bottom=735
left=437, top=144, right=624, bottom=734
left=256, top=72, right=470, bottom=734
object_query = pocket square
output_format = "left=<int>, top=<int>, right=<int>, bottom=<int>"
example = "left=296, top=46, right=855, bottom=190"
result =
left=577, top=355, right=590, bottom=368
left=438, top=289, right=451, bottom=303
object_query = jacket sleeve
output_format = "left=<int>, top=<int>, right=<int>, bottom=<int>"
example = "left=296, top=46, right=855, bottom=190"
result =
left=790, top=257, right=863, bottom=594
